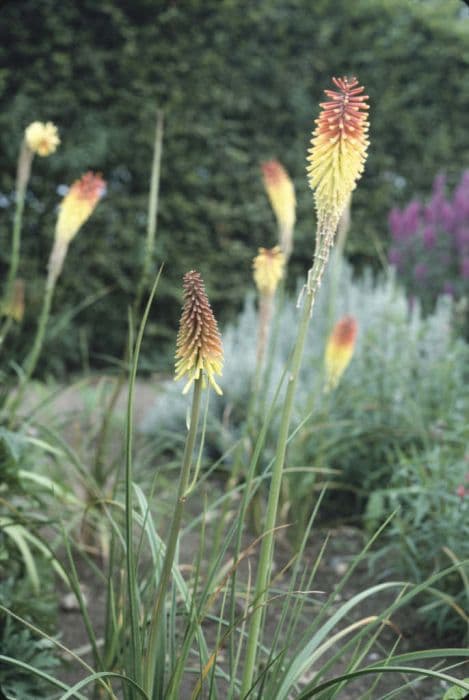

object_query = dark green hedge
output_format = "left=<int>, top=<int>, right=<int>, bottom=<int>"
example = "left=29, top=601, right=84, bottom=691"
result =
left=0, top=0, right=468, bottom=373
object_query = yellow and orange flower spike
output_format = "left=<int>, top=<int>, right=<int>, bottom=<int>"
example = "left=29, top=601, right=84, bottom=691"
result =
left=253, top=246, right=285, bottom=297
left=324, top=315, right=358, bottom=391
left=261, top=160, right=296, bottom=260
left=175, top=271, right=223, bottom=395
left=24, top=121, right=60, bottom=157
left=48, top=172, right=106, bottom=285
left=55, top=172, right=106, bottom=245
left=307, top=77, right=369, bottom=231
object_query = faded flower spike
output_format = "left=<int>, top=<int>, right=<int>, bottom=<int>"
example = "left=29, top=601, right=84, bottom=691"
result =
left=325, top=315, right=358, bottom=391
left=175, top=271, right=223, bottom=395
left=24, top=121, right=60, bottom=157
left=261, top=160, right=296, bottom=260
left=253, top=246, right=285, bottom=297
left=307, top=77, right=369, bottom=229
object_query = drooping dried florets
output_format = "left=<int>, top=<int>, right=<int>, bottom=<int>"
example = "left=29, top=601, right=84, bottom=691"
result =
left=175, top=271, right=223, bottom=395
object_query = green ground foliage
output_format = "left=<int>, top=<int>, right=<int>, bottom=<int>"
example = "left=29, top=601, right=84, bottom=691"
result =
left=1, top=0, right=468, bottom=372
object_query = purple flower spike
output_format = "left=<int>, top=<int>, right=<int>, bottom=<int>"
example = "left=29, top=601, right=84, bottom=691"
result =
left=389, top=248, right=402, bottom=268
left=387, top=169, right=469, bottom=320
left=389, top=208, right=404, bottom=240
left=403, top=201, right=421, bottom=235
left=441, top=202, right=455, bottom=233
left=423, top=225, right=436, bottom=249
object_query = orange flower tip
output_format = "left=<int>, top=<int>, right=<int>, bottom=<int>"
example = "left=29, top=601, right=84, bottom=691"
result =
left=324, top=315, right=358, bottom=391
left=71, top=171, right=107, bottom=202
left=253, top=246, right=285, bottom=297
left=24, top=121, right=60, bottom=156
left=307, top=76, right=369, bottom=227
left=55, top=172, right=106, bottom=245
left=174, top=271, right=223, bottom=396
left=261, top=160, right=287, bottom=187
left=261, top=159, right=296, bottom=244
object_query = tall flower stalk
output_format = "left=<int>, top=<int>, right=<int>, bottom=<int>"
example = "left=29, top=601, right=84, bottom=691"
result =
left=143, top=271, right=223, bottom=696
left=10, top=172, right=105, bottom=416
left=2, top=122, right=59, bottom=333
left=240, top=75, right=369, bottom=695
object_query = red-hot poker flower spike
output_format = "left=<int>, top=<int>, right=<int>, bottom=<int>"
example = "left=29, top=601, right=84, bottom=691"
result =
left=307, top=77, right=369, bottom=228
left=261, top=160, right=296, bottom=258
left=175, top=271, right=223, bottom=395
left=324, top=315, right=358, bottom=391
left=55, top=172, right=106, bottom=245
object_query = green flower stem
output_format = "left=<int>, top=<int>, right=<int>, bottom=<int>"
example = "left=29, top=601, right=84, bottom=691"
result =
left=4, top=187, right=26, bottom=308
left=136, top=108, right=164, bottom=311
left=8, top=276, right=56, bottom=419
left=143, top=377, right=203, bottom=696
left=0, top=317, right=13, bottom=350
left=4, top=143, right=32, bottom=310
left=240, top=245, right=331, bottom=697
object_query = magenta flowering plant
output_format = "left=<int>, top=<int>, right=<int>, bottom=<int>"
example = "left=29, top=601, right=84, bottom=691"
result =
left=388, top=171, right=469, bottom=318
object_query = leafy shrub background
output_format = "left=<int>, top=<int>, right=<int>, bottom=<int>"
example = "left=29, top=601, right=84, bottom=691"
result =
left=1, top=0, right=469, bottom=372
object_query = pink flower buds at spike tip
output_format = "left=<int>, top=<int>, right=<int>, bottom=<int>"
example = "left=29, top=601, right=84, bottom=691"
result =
left=261, top=160, right=296, bottom=259
left=324, top=316, right=358, bottom=391
left=55, top=172, right=106, bottom=246
left=307, top=77, right=369, bottom=229
left=175, top=271, right=224, bottom=395
left=253, top=246, right=285, bottom=297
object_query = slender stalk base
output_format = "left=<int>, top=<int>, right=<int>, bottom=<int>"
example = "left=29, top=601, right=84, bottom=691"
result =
left=7, top=278, right=55, bottom=419
left=240, top=244, right=332, bottom=697
left=143, top=378, right=203, bottom=696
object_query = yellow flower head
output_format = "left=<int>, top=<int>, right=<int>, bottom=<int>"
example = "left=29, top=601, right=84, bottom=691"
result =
left=261, top=160, right=296, bottom=258
left=55, top=172, right=106, bottom=245
left=307, top=77, right=369, bottom=228
left=24, top=121, right=60, bottom=157
left=175, top=271, right=223, bottom=395
left=253, top=246, right=285, bottom=297
left=325, top=315, right=358, bottom=391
